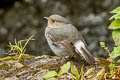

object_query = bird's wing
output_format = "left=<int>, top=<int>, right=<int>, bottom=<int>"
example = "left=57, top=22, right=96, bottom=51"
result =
left=48, top=34, right=76, bottom=56
left=60, top=40, right=76, bottom=56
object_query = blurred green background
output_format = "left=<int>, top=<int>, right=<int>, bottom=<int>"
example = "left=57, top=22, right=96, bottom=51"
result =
left=0, top=0, right=119, bottom=58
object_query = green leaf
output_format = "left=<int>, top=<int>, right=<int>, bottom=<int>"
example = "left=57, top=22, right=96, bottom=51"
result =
left=80, top=65, right=85, bottom=79
left=100, top=42, right=105, bottom=47
left=108, top=63, right=116, bottom=72
left=23, top=35, right=34, bottom=50
left=109, top=13, right=120, bottom=20
left=98, top=71, right=105, bottom=80
left=61, top=62, right=70, bottom=74
left=110, top=6, right=120, bottom=13
left=111, top=46, right=120, bottom=59
left=57, top=70, right=62, bottom=78
left=70, top=62, right=79, bottom=80
left=117, top=60, right=120, bottom=63
left=107, top=73, right=114, bottom=79
left=112, top=29, right=120, bottom=46
left=108, top=19, right=120, bottom=29
left=43, top=71, right=57, bottom=79
left=96, top=67, right=105, bottom=80
left=75, top=71, right=79, bottom=80
left=47, top=78, right=57, bottom=80
left=71, top=62, right=76, bottom=76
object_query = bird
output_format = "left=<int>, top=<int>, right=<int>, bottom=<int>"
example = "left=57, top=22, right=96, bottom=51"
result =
left=44, top=14, right=95, bottom=64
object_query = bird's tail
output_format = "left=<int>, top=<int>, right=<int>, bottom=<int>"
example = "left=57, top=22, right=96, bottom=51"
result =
left=74, top=40, right=95, bottom=64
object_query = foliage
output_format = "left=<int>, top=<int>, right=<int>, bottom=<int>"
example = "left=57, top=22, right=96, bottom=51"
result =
left=108, top=6, right=120, bottom=60
left=98, top=6, right=120, bottom=80
left=70, top=62, right=79, bottom=80
left=8, top=35, right=34, bottom=59
left=44, top=62, right=97, bottom=80
left=44, top=62, right=71, bottom=79
left=108, top=63, right=116, bottom=72
left=100, top=6, right=120, bottom=61
left=111, top=46, right=120, bottom=59
left=112, top=30, right=120, bottom=46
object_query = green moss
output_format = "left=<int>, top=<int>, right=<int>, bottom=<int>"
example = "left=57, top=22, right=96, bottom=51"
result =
left=0, top=63, right=9, bottom=70
left=0, top=55, right=35, bottom=62
left=36, top=64, right=62, bottom=71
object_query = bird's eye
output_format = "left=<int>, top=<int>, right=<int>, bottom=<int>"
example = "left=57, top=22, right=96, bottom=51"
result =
left=51, top=19, right=55, bottom=23
left=48, top=18, right=56, bottom=24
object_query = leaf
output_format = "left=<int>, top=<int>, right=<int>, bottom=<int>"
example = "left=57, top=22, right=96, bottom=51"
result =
left=110, top=6, right=120, bottom=13
left=57, top=70, right=62, bottom=78
left=109, top=13, right=120, bottom=20
left=107, top=73, right=114, bottom=79
left=85, top=68, right=95, bottom=76
left=70, top=62, right=79, bottom=80
left=23, top=35, right=34, bottom=50
left=93, top=67, right=105, bottom=80
left=47, top=78, right=57, bottom=80
left=108, top=63, right=116, bottom=72
left=43, top=71, right=57, bottom=79
left=100, top=42, right=105, bottom=47
left=108, top=19, right=120, bottom=29
left=117, top=60, right=120, bottom=63
left=111, top=46, right=120, bottom=59
left=75, top=71, right=79, bottom=80
left=98, top=71, right=105, bottom=80
left=80, top=65, right=85, bottom=79
left=60, top=62, right=70, bottom=74
left=112, top=30, right=120, bottom=46
left=71, top=62, right=76, bottom=75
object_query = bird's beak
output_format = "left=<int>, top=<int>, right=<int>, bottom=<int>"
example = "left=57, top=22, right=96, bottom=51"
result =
left=44, top=17, right=54, bottom=24
left=44, top=17, right=49, bottom=20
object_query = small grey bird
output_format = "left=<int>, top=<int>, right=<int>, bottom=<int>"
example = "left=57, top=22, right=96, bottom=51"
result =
left=44, top=14, right=95, bottom=64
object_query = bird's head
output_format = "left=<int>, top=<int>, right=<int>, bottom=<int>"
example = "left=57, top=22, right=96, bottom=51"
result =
left=44, top=14, right=69, bottom=28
